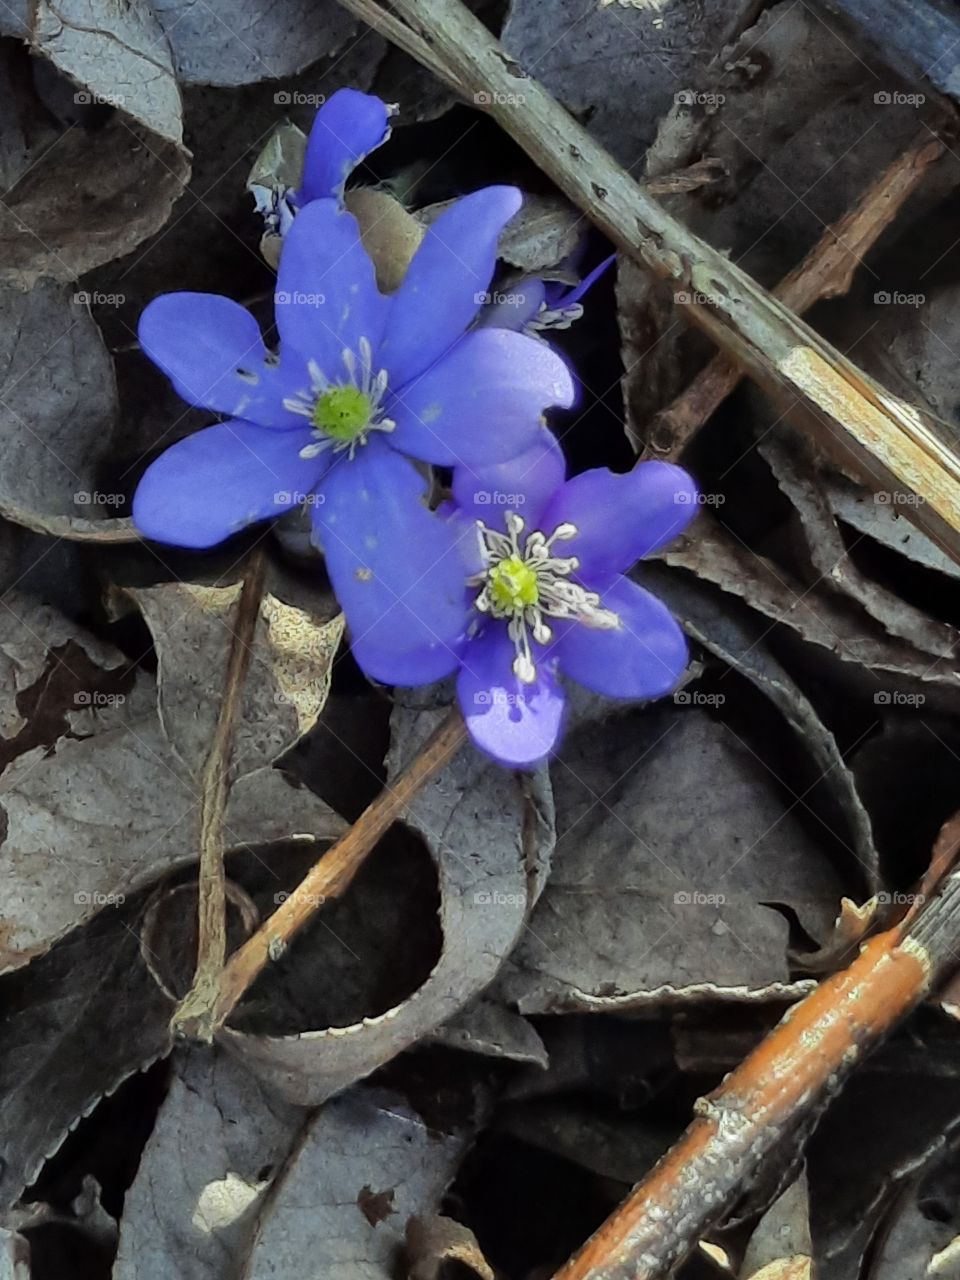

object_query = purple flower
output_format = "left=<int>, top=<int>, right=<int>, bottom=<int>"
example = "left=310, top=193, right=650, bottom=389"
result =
left=250, top=89, right=392, bottom=237
left=479, top=254, right=617, bottom=336
left=337, top=429, right=698, bottom=767
left=132, top=190, right=575, bottom=556
left=297, top=88, right=392, bottom=205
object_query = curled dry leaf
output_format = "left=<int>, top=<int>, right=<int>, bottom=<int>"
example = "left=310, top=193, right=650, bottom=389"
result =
left=122, top=580, right=344, bottom=779
left=0, top=888, right=176, bottom=1209
left=406, top=1215, right=495, bottom=1280
left=824, top=473, right=960, bottom=583
left=0, top=593, right=343, bottom=972
left=0, top=117, right=190, bottom=288
left=0, top=281, right=131, bottom=540
left=242, top=1090, right=470, bottom=1279
left=497, top=705, right=844, bottom=1015
left=219, top=704, right=554, bottom=1104
left=758, top=431, right=959, bottom=661
left=113, top=1048, right=309, bottom=1280
left=0, top=0, right=183, bottom=144
left=655, top=520, right=960, bottom=700
left=640, top=560, right=881, bottom=893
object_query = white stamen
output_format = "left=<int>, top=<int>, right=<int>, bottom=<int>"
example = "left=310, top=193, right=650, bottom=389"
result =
left=282, top=335, right=393, bottom=459
left=470, top=513, right=620, bottom=686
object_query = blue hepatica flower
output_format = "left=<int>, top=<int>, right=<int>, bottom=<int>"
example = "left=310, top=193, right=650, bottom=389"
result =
left=479, top=254, right=617, bottom=337
left=132, top=189, right=575, bottom=557
left=338, top=428, right=698, bottom=768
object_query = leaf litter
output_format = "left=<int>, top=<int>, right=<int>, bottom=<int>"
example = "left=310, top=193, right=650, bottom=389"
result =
left=1, top=1, right=960, bottom=1278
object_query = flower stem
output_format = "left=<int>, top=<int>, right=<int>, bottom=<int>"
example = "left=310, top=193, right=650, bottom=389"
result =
left=171, top=547, right=267, bottom=1039
left=176, top=705, right=468, bottom=1041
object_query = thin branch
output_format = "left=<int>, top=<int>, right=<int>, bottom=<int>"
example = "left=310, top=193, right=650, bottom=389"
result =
left=172, top=548, right=268, bottom=1040
left=175, top=706, right=469, bottom=1040
left=552, top=812, right=960, bottom=1280
left=645, top=134, right=948, bottom=459
left=343, top=0, right=960, bottom=565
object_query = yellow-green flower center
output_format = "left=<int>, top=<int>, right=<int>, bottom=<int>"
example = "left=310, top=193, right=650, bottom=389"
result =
left=488, top=555, right=539, bottom=613
left=311, top=386, right=372, bottom=440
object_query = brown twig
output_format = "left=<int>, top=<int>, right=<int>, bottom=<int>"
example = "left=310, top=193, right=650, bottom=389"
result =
left=552, top=813, right=960, bottom=1280
left=341, top=0, right=960, bottom=564
left=172, top=548, right=267, bottom=1038
left=175, top=706, right=468, bottom=1040
left=645, top=135, right=947, bottom=460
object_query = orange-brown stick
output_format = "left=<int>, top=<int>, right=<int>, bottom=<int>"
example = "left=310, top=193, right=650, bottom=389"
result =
left=553, top=812, right=960, bottom=1280
left=555, top=930, right=928, bottom=1280
left=175, top=707, right=468, bottom=1041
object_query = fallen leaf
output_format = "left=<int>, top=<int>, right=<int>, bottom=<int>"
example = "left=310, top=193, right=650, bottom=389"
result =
left=122, top=581, right=344, bottom=779
left=2, top=0, right=183, bottom=144
left=113, top=1047, right=308, bottom=1280
left=640, top=560, right=881, bottom=893
left=242, top=1089, right=470, bottom=1278
left=0, top=282, right=128, bottom=536
left=759, top=431, right=959, bottom=660
left=502, top=0, right=734, bottom=167
left=497, top=704, right=845, bottom=1013
left=656, top=520, right=960, bottom=701
left=220, top=704, right=554, bottom=1104
left=0, top=593, right=343, bottom=971
left=150, top=0, right=358, bottom=86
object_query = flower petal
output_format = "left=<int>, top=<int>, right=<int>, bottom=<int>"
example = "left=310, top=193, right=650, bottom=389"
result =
left=312, top=439, right=471, bottom=684
left=379, top=186, right=523, bottom=385
left=457, top=625, right=565, bottom=768
left=298, top=89, right=391, bottom=203
left=476, top=277, right=546, bottom=332
left=138, top=294, right=303, bottom=428
left=452, top=426, right=565, bottom=527
left=275, top=200, right=388, bottom=372
left=387, top=328, right=574, bottom=466
left=540, top=461, right=698, bottom=578
left=555, top=574, right=688, bottom=699
left=133, top=421, right=323, bottom=549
